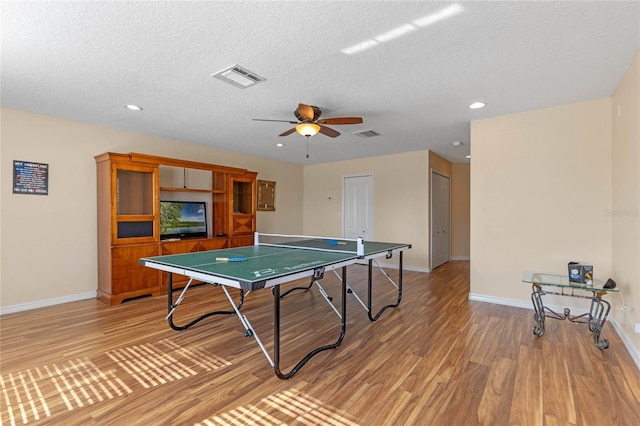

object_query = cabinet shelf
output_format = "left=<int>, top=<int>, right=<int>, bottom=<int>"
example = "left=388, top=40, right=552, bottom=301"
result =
left=160, top=186, right=223, bottom=194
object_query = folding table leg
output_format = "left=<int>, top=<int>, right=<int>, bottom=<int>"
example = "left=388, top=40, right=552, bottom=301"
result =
left=367, top=250, right=404, bottom=321
left=273, top=266, right=348, bottom=379
left=166, top=272, right=244, bottom=331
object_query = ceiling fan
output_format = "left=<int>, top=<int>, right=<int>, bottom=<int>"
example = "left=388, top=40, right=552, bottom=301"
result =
left=252, top=103, right=363, bottom=138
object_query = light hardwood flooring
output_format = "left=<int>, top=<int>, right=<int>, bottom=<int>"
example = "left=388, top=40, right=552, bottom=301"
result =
left=1, top=261, right=639, bottom=425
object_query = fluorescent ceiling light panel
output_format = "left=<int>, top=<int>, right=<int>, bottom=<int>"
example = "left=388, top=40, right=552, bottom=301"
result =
left=342, top=3, right=464, bottom=55
left=341, top=39, right=379, bottom=55
left=374, top=24, right=417, bottom=43
left=413, top=3, right=465, bottom=28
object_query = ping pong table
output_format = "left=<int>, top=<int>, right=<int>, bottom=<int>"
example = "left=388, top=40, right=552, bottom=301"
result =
left=140, top=232, right=411, bottom=379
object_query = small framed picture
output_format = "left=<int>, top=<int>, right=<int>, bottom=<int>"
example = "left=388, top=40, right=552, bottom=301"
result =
left=13, top=160, right=49, bottom=195
left=258, top=180, right=275, bottom=211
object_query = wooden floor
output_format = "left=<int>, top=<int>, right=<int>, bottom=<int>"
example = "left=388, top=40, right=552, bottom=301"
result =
left=1, top=261, right=639, bottom=425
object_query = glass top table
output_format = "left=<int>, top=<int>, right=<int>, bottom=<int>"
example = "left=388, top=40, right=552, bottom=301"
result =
left=522, top=271, right=617, bottom=349
left=522, top=271, right=619, bottom=293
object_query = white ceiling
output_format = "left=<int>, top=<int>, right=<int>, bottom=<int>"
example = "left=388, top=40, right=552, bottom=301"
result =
left=2, top=1, right=638, bottom=165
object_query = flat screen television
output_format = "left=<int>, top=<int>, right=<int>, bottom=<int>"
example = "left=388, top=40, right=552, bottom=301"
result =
left=160, top=201, right=207, bottom=240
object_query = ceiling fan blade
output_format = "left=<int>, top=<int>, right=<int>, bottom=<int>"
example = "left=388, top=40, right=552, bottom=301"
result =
left=297, top=103, right=315, bottom=121
left=318, top=117, right=363, bottom=125
left=279, top=127, right=297, bottom=137
left=319, top=125, right=340, bottom=138
left=252, top=118, right=298, bottom=124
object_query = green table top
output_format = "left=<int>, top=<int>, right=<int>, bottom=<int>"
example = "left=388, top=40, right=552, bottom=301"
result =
left=141, top=240, right=410, bottom=290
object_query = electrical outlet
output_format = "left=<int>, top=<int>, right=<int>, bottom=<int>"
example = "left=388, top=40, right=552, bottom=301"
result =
left=636, top=323, right=640, bottom=334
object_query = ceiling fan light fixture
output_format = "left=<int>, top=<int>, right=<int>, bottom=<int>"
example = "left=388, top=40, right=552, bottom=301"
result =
left=295, top=123, right=321, bottom=137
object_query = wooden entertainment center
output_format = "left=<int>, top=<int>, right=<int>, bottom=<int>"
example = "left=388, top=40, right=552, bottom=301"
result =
left=95, top=152, right=257, bottom=305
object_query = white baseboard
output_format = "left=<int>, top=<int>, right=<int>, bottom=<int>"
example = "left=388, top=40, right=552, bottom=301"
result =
left=0, top=291, right=97, bottom=316
left=468, top=293, right=532, bottom=310
left=468, top=293, right=640, bottom=371
left=608, top=316, right=640, bottom=371
left=451, top=256, right=470, bottom=261
left=403, top=265, right=431, bottom=273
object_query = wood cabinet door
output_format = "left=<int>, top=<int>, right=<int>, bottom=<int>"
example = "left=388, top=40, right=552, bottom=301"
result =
left=229, top=235, right=254, bottom=247
left=111, top=244, right=160, bottom=300
left=160, top=240, right=200, bottom=291
left=232, top=214, right=254, bottom=235
left=198, top=238, right=229, bottom=251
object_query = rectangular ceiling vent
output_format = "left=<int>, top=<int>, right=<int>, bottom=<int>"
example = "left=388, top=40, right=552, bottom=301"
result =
left=211, top=65, right=266, bottom=89
left=353, top=129, right=381, bottom=138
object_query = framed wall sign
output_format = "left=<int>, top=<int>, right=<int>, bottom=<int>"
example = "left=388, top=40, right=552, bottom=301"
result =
left=258, top=180, right=276, bottom=211
left=13, top=160, right=49, bottom=195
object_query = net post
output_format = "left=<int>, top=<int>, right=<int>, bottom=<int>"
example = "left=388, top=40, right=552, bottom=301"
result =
left=357, top=237, right=364, bottom=256
left=254, top=231, right=259, bottom=246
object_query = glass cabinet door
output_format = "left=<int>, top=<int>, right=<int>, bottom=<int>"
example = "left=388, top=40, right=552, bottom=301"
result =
left=114, top=165, right=157, bottom=241
left=117, top=169, right=154, bottom=215
left=233, top=179, right=253, bottom=214
left=230, top=176, right=255, bottom=237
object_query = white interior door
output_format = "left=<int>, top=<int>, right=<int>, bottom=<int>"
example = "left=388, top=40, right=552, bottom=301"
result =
left=431, top=170, right=450, bottom=269
left=343, top=175, right=373, bottom=240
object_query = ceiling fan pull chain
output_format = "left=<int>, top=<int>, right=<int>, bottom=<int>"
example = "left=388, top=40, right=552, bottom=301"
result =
left=306, top=136, right=310, bottom=159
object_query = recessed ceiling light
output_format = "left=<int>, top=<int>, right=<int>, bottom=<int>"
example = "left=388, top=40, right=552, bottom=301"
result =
left=465, top=155, right=471, bottom=159
left=452, top=141, right=462, bottom=146
left=276, top=143, right=285, bottom=147
left=468, top=102, right=486, bottom=109
left=125, top=104, right=143, bottom=111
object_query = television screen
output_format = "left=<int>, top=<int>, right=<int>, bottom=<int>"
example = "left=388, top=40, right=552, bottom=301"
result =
left=160, top=201, right=207, bottom=239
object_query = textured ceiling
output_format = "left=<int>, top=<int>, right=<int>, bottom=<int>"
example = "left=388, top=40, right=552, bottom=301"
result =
left=2, top=1, right=639, bottom=165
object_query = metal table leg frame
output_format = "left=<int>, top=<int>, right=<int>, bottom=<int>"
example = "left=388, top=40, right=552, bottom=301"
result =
left=531, top=284, right=546, bottom=337
left=278, top=278, right=314, bottom=299
left=588, top=295, right=611, bottom=350
left=273, top=266, right=348, bottom=379
left=277, top=275, right=341, bottom=320
left=220, top=285, right=275, bottom=367
left=367, top=251, right=403, bottom=321
left=166, top=272, right=244, bottom=331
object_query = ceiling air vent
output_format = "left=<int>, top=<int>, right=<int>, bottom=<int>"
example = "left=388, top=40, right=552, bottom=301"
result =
left=211, top=65, right=266, bottom=89
left=353, top=129, right=381, bottom=138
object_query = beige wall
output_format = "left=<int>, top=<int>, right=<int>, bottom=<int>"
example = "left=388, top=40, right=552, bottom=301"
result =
left=470, top=53, right=640, bottom=359
left=1, top=109, right=472, bottom=310
left=0, top=108, right=303, bottom=308
left=470, top=98, right=613, bottom=304
left=429, top=151, right=452, bottom=176
left=451, top=163, right=470, bottom=259
left=611, top=51, right=640, bottom=350
left=303, top=151, right=430, bottom=270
